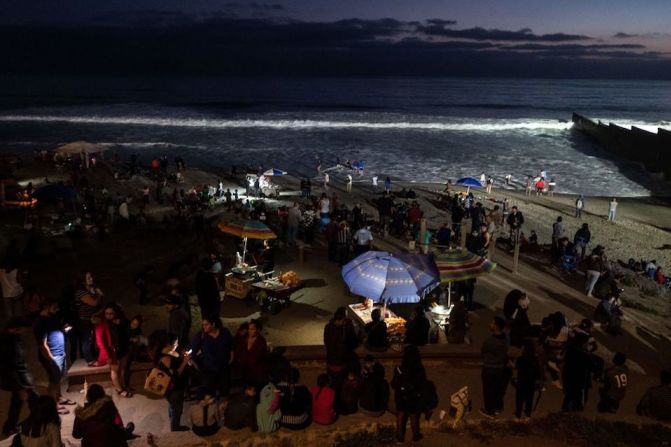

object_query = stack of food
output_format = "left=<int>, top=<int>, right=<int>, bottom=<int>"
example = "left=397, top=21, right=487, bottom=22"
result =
left=279, top=271, right=300, bottom=287
left=385, top=317, right=406, bottom=338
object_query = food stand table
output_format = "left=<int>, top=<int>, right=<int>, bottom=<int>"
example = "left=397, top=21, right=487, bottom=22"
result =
left=347, top=303, right=407, bottom=343
left=251, top=277, right=303, bottom=313
left=224, top=266, right=260, bottom=300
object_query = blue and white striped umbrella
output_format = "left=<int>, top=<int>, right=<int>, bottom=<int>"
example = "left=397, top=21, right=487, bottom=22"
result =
left=263, top=168, right=287, bottom=176
left=341, top=251, right=439, bottom=303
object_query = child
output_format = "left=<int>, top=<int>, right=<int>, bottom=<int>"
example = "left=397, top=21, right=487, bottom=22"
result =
left=311, top=374, right=336, bottom=425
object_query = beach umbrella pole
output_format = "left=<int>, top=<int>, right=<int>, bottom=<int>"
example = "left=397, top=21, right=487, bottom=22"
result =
left=448, top=282, right=452, bottom=308
left=242, top=237, right=248, bottom=264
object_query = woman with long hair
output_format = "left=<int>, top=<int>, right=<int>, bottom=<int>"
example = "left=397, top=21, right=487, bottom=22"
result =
left=310, top=373, right=336, bottom=425
left=391, top=345, right=427, bottom=443
left=17, top=395, right=63, bottom=447
left=93, top=303, right=132, bottom=397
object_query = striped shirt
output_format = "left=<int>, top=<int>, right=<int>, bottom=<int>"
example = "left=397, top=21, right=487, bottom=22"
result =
left=75, top=287, right=102, bottom=321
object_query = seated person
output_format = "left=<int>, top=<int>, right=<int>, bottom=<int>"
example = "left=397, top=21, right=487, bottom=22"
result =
left=646, top=260, right=657, bottom=279
left=189, top=393, right=220, bottom=437
left=364, top=308, right=389, bottom=351
left=405, top=306, right=430, bottom=346
left=224, top=384, right=257, bottom=431
left=256, top=382, right=282, bottom=434
left=311, top=374, right=336, bottom=425
left=278, top=368, right=312, bottom=430
left=655, top=267, right=667, bottom=286
left=558, top=237, right=576, bottom=258
left=637, top=369, right=671, bottom=421
left=359, top=356, right=389, bottom=417
left=339, top=371, right=361, bottom=415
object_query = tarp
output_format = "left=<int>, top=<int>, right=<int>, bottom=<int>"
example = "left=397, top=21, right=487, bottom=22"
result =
left=54, top=141, right=107, bottom=155
left=455, top=177, right=483, bottom=188
left=263, top=168, right=287, bottom=177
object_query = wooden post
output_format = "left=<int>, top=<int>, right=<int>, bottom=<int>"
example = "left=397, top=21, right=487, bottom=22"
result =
left=512, top=242, right=520, bottom=274
left=460, top=223, right=467, bottom=249
left=419, top=218, right=427, bottom=254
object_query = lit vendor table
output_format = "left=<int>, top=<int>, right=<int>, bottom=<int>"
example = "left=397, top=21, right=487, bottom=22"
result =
left=224, top=266, right=261, bottom=300
left=347, top=303, right=407, bottom=343
left=251, top=277, right=303, bottom=314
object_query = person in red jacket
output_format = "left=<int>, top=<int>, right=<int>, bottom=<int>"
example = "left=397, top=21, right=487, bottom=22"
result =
left=311, top=374, right=336, bottom=425
left=93, top=304, right=132, bottom=397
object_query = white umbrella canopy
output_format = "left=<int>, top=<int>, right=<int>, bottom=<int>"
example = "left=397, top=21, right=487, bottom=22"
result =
left=54, top=141, right=107, bottom=155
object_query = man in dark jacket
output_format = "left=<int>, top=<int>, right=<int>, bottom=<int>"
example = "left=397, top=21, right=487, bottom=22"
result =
left=506, top=206, right=524, bottom=242
left=562, top=335, right=594, bottom=412
left=637, top=369, right=671, bottom=421
left=573, top=223, right=591, bottom=260
left=73, top=384, right=129, bottom=447
left=164, top=295, right=190, bottom=348
left=480, top=316, right=509, bottom=417
left=323, top=307, right=359, bottom=388
left=195, top=258, right=220, bottom=318
left=0, top=317, right=37, bottom=436
left=359, top=356, right=389, bottom=417
left=404, top=306, right=430, bottom=346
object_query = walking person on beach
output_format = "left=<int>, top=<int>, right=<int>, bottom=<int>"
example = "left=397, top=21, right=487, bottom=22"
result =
left=585, top=246, right=606, bottom=297
left=573, top=223, right=591, bottom=261
left=323, top=172, right=329, bottom=192
left=480, top=172, right=486, bottom=185
left=525, top=176, right=533, bottom=196
left=346, top=174, right=353, bottom=193
left=506, top=206, right=524, bottom=245
left=486, top=176, right=493, bottom=194
left=607, top=198, right=618, bottom=222
left=575, top=195, right=585, bottom=218
left=505, top=173, right=512, bottom=186
left=384, top=176, right=392, bottom=194
left=372, top=175, right=378, bottom=191
left=548, top=178, right=556, bottom=196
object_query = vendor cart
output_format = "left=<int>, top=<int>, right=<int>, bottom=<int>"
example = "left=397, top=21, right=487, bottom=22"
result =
left=252, top=277, right=303, bottom=314
left=224, top=266, right=262, bottom=300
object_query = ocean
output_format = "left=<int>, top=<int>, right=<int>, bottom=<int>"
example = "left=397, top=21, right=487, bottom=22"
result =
left=1, top=76, right=670, bottom=196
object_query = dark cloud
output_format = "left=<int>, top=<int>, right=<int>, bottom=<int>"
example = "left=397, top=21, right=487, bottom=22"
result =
left=418, top=25, right=590, bottom=42
left=426, top=19, right=457, bottom=26
left=613, top=32, right=638, bottom=38
left=1, top=16, right=668, bottom=79
left=223, top=2, right=284, bottom=11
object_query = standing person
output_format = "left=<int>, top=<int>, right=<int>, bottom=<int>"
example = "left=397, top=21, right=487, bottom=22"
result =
left=575, top=194, right=585, bottom=218
left=164, top=295, right=190, bottom=349
left=93, top=304, right=132, bottom=397
left=323, top=307, right=359, bottom=391
left=345, top=173, right=353, bottom=193
left=1, top=317, right=37, bottom=436
left=324, top=219, right=339, bottom=263
left=72, top=384, right=129, bottom=446
left=318, top=193, right=331, bottom=229
left=149, top=330, right=191, bottom=431
left=190, top=316, right=233, bottom=398
left=486, top=176, right=493, bottom=194
left=372, top=175, right=378, bottom=191
left=573, top=223, right=591, bottom=261
left=323, top=172, right=330, bottom=192
left=336, top=220, right=351, bottom=266
left=525, top=176, right=532, bottom=196
left=505, top=173, right=512, bottom=186
left=352, top=225, right=373, bottom=255
left=391, top=345, right=426, bottom=443
left=0, top=257, right=24, bottom=317
left=195, top=258, right=220, bottom=318
left=33, top=299, right=74, bottom=415
left=548, top=178, right=556, bottom=196
left=506, top=206, right=524, bottom=244
left=75, top=271, right=103, bottom=365
left=514, top=340, right=541, bottom=421
left=598, top=352, right=628, bottom=414
left=480, top=317, right=509, bottom=418
left=233, top=319, right=268, bottom=387
left=359, top=356, right=389, bottom=417
left=585, top=246, right=606, bottom=297
left=562, top=335, right=594, bottom=412
left=607, top=198, right=618, bottom=222
left=16, top=395, right=64, bottom=447
left=384, top=176, right=392, bottom=194
left=287, top=202, right=301, bottom=246
left=480, top=172, right=486, bottom=185
left=552, top=216, right=565, bottom=260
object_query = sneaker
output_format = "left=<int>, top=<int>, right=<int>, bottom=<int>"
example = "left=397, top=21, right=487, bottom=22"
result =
left=479, top=408, right=495, bottom=419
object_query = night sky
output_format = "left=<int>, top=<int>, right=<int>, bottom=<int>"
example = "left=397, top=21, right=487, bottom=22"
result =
left=1, top=0, right=670, bottom=78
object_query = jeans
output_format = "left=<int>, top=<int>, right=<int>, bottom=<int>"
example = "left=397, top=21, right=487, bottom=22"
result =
left=608, top=210, right=616, bottom=221
left=166, top=389, right=185, bottom=430
left=585, top=270, right=601, bottom=296
left=575, top=208, right=582, bottom=218
left=515, top=384, right=535, bottom=417
left=77, top=322, right=96, bottom=363
left=39, top=354, right=66, bottom=398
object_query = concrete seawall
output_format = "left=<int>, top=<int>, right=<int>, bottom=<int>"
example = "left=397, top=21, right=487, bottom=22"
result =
left=572, top=112, right=671, bottom=181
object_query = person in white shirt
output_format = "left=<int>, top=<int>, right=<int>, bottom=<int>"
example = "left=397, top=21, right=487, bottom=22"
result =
left=353, top=226, right=373, bottom=255
left=372, top=175, right=378, bottom=190
left=608, top=198, right=618, bottom=222
left=505, top=173, right=512, bottom=186
left=480, top=172, right=486, bottom=184
left=323, top=172, right=330, bottom=192
left=346, top=174, right=353, bottom=193
left=119, top=199, right=130, bottom=220
left=0, top=259, right=24, bottom=316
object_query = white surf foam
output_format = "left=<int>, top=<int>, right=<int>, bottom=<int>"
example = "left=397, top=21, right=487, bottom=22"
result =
left=0, top=114, right=575, bottom=132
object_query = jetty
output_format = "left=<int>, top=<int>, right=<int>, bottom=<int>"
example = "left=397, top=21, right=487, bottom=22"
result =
left=572, top=112, right=671, bottom=181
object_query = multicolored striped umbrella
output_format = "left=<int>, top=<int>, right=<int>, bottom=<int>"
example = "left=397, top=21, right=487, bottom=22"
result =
left=434, top=249, right=496, bottom=283
left=341, top=251, right=439, bottom=303
left=217, top=219, right=277, bottom=240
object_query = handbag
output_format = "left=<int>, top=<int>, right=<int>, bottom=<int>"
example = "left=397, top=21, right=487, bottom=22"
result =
left=144, top=367, right=172, bottom=397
